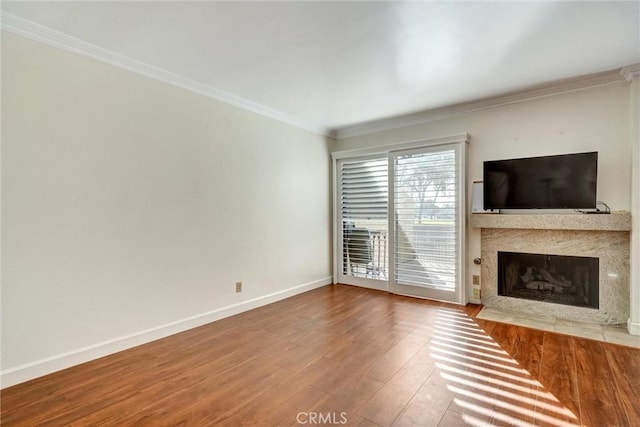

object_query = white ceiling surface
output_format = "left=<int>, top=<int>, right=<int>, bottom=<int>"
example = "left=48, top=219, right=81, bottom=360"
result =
left=2, top=1, right=639, bottom=135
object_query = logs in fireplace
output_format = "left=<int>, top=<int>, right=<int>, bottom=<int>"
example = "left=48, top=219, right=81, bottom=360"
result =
left=498, top=251, right=599, bottom=309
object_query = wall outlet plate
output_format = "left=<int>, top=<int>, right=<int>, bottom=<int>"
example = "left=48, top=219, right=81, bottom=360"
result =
left=472, top=275, right=480, bottom=285
left=235, top=282, right=242, bottom=293
left=473, top=288, right=481, bottom=299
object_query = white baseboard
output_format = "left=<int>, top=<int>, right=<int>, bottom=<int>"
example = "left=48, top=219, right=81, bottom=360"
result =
left=628, top=318, right=640, bottom=336
left=1, top=277, right=332, bottom=389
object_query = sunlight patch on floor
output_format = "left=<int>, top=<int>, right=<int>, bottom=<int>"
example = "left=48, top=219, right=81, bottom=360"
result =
left=433, top=322, right=495, bottom=339
left=433, top=329, right=502, bottom=347
left=429, top=309, right=581, bottom=426
left=430, top=340, right=520, bottom=365
left=431, top=353, right=543, bottom=388
left=429, top=346, right=529, bottom=374
left=436, top=364, right=549, bottom=402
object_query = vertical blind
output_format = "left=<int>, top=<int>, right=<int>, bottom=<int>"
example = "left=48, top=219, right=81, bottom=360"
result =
left=394, top=149, right=457, bottom=290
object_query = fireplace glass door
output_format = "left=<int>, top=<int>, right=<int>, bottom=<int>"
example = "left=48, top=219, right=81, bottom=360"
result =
left=498, top=251, right=599, bottom=308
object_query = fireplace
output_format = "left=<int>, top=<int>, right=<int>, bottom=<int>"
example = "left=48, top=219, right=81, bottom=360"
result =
left=498, top=251, right=599, bottom=309
left=472, top=214, right=630, bottom=325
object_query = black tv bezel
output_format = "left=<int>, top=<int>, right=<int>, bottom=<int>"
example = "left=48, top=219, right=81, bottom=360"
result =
left=482, top=151, right=598, bottom=210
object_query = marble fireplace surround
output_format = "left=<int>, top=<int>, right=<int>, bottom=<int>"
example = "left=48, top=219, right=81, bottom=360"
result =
left=471, top=212, right=631, bottom=325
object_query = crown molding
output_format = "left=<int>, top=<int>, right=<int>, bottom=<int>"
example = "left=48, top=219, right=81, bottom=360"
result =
left=621, top=64, right=640, bottom=81
left=2, top=11, right=635, bottom=142
left=0, top=12, right=334, bottom=138
left=332, top=132, right=469, bottom=160
left=335, top=67, right=634, bottom=139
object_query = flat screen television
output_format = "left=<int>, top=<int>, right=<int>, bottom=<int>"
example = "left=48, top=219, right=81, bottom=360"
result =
left=483, top=152, right=598, bottom=210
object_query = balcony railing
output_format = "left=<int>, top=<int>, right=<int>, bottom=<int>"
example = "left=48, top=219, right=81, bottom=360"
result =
left=344, top=223, right=456, bottom=285
left=344, top=228, right=387, bottom=279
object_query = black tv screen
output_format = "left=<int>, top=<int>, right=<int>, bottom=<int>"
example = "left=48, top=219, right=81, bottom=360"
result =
left=483, top=152, right=598, bottom=210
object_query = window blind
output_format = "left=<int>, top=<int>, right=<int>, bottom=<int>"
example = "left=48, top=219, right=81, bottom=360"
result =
left=340, top=158, right=388, bottom=279
left=394, top=149, right=457, bottom=290
left=341, top=159, right=388, bottom=220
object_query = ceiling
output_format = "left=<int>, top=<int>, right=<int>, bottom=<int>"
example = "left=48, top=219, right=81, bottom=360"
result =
left=2, top=1, right=639, bottom=136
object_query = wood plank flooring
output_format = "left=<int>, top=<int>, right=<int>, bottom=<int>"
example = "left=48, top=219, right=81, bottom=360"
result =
left=2, top=284, right=639, bottom=426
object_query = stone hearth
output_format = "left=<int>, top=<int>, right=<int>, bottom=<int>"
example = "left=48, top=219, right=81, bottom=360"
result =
left=471, top=213, right=631, bottom=325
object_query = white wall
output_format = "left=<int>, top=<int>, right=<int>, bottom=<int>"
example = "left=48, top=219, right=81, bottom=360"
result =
left=335, top=83, right=632, bottom=303
left=1, top=33, right=333, bottom=385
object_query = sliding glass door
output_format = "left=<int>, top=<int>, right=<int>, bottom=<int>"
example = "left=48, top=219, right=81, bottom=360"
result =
left=389, top=145, right=464, bottom=303
left=336, top=156, right=389, bottom=290
left=335, top=137, right=466, bottom=303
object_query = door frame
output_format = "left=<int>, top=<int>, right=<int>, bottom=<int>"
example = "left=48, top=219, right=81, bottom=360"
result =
left=332, top=133, right=469, bottom=304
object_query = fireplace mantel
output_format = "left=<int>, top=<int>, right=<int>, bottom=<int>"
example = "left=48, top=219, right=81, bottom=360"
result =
left=470, top=211, right=631, bottom=231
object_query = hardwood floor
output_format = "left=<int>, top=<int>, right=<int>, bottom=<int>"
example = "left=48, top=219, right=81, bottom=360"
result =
left=2, top=284, right=639, bottom=426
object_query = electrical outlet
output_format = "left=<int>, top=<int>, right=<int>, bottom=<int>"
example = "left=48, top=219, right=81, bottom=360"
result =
left=473, top=288, right=481, bottom=299
left=472, top=275, right=480, bottom=285
left=235, top=281, right=242, bottom=293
